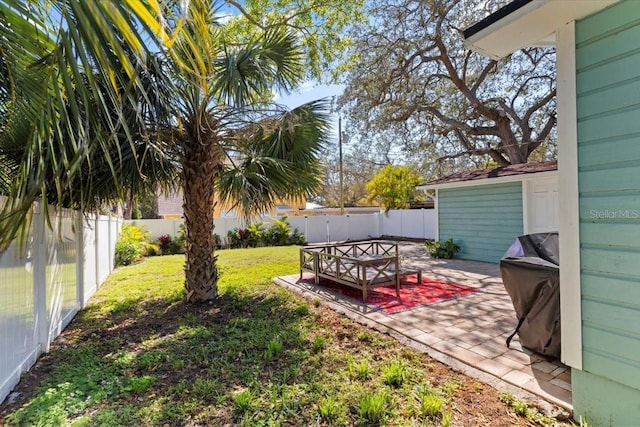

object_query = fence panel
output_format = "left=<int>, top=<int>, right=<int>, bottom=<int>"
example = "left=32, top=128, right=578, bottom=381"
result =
left=380, top=210, right=403, bottom=237
left=44, top=207, right=79, bottom=343
left=378, top=209, right=436, bottom=240
left=131, top=219, right=183, bottom=239
left=124, top=210, right=437, bottom=245
left=304, top=215, right=330, bottom=243
left=81, top=216, right=98, bottom=305
left=344, top=214, right=379, bottom=241
left=0, top=227, right=37, bottom=404
left=96, top=216, right=112, bottom=285
left=0, top=203, right=119, bottom=405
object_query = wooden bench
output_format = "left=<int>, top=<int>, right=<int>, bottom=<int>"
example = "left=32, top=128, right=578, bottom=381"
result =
left=300, top=241, right=421, bottom=300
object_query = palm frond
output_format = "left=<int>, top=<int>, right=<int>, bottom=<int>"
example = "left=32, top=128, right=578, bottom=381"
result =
left=217, top=99, right=331, bottom=218
left=213, top=26, right=304, bottom=107
left=0, top=0, right=160, bottom=250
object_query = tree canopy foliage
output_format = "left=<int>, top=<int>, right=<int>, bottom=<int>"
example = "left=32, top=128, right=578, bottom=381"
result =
left=339, top=0, right=557, bottom=169
left=0, top=0, right=365, bottom=302
left=366, top=165, right=422, bottom=212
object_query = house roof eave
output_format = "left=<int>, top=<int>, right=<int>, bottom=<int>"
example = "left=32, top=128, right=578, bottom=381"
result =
left=463, top=0, right=619, bottom=59
left=417, top=166, right=558, bottom=191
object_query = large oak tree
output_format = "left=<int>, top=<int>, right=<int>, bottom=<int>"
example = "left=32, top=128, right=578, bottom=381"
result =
left=339, top=0, right=557, bottom=167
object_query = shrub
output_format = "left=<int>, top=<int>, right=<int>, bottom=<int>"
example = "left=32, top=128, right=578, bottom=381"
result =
left=289, top=228, right=305, bottom=245
left=227, top=218, right=305, bottom=249
left=115, top=224, right=158, bottom=265
left=158, top=234, right=172, bottom=255
left=246, top=222, right=264, bottom=247
left=115, top=242, right=141, bottom=266
left=227, top=228, right=249, bottom=249
left=425, top=238, right=460, bottom=259
left=264, top=217, right=291, bottom=246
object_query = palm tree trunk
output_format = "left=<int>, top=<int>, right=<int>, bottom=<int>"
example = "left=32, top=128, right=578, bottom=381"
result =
left=182, top=138, right=222, bottom=303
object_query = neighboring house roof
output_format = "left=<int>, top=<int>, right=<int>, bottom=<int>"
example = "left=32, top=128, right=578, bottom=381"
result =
left=418, top=160, right=557, bottom=190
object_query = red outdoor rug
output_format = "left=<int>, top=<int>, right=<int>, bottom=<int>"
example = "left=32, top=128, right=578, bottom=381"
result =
left=302, top=275, right=480, bottom=314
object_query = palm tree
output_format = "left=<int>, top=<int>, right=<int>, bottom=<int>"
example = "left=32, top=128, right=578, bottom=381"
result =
left=169, top=2, right=330, bottom=301
left=0, top=0, right=330, bottom=302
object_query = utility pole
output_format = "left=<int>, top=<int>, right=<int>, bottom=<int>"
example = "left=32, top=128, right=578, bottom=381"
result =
left=339, top=116, right=344, bottom=215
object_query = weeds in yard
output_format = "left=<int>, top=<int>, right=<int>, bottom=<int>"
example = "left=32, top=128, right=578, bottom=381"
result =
left=311, top=335, right=326, bottom=353
left=295, top=303, right=310, bottom=316
left=123, top=375, right=156, bottom=393
left=441, top=377, right=462, bottom=399
left=233, top=389, right=253, bottom=414
left=382, top=359, right=406, bottom=388
left=414, top=383, right=445, bottom=420
left=420, top=391, right=445, bottom=419
left=499, top=391, right=561, bottom=426
left=317, top=397, right=344, bottom=424
left=348, top=359, right=372, bottom=381
left=358, top=390, right=390, bottom=425
left=264, top=336, right=284, bottom=361
left=442, top=410, right=452, bottom=427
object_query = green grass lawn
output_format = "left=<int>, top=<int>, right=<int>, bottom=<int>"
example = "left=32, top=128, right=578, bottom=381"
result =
left=1, top=246, right=565, bottom=426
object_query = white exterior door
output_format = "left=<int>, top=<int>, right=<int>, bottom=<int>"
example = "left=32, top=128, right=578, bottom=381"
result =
left=525, top=177, right=559, bottom=234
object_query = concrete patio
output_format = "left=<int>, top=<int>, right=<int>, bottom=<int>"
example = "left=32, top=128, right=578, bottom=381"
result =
left=275, top=241, right=571, bottom=414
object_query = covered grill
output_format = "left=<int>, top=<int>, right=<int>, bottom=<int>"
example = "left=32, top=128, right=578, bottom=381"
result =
left=500, top=233, right=560, bottom=358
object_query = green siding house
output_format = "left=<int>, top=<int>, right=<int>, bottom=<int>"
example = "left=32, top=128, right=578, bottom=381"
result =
left=418, top=162, right=558, bottom=264
left=465, top=0, right=640, bottom=425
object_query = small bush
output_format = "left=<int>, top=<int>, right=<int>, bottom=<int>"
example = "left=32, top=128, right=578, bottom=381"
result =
left=263, top=217, right=291, bottom=246
left=115, top=242, right=141, bottom=266
left=246, top=222, right=265, bottom=247
left=115, top=224, right=158, bottom=265
left=158, top=234, right=172, bottom=254
left=227, top=228, right=249, bottom=249
left=425, top=238, right=460, bottom=259
left=289, top=228, right=305, bottom=245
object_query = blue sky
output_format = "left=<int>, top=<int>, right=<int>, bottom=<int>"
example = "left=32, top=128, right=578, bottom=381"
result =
left=277, top=82, right=347, bottom=146
left=275, top=82, right=344, bottom=110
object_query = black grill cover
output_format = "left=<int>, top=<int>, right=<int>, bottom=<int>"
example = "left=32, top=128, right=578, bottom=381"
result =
left=500, top=233, right=560, bottom=358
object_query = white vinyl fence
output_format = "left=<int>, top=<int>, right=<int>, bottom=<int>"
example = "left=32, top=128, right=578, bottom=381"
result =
left=128, top=209, right=436, bottom=244
left=0, top=202, right=120, bottom=404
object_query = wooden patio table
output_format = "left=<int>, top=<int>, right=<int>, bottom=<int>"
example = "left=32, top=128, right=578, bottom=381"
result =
left=300, top=240, right=421, bottom=301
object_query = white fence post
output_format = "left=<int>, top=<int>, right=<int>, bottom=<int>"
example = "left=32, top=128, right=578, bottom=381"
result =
left=32, top=203, right=49, bottom=353
left=75, top=212, right=85, bottom=307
